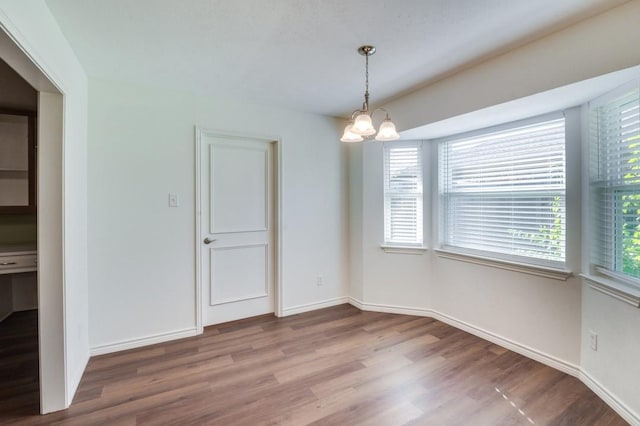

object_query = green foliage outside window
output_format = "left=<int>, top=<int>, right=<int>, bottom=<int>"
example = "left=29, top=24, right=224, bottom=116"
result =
left=621, top=134, right=640, bottom=278
left=509, top=196, right=564, bottom=262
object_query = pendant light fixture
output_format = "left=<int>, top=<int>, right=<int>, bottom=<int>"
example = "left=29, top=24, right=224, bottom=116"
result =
left=340, top=45, right=400, bottom=143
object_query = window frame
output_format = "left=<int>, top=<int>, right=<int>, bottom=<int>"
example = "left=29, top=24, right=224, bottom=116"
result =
left=435, top=112, right=570, bottom=272
left=382, top=140, right=425, bottom=249
left=586, top=79, right=640, bottom=295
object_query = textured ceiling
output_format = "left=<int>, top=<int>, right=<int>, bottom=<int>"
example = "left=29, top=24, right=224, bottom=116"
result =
left=45, top=0, right=629, bottom=117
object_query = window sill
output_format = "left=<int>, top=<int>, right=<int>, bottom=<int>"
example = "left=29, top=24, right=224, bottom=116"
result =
left=580, top=273, right=640, bottom=307
left=434, top=249, right=572, bottom=281
left=380, top=245, right=428, bottom=255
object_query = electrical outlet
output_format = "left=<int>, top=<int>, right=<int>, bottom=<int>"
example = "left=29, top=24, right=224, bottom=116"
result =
left=316, top=275, right=323, bottom=286
left=168, top=193, right=179, bottom=207
left=589, top=331, right=598, bottom=351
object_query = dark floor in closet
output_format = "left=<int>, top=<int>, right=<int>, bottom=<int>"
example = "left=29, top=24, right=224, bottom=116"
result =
left=0, top=310, right=39, bottom=422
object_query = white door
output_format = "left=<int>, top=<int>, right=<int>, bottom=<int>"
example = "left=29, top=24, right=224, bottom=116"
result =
left=199, top=133, right=274, bottom=326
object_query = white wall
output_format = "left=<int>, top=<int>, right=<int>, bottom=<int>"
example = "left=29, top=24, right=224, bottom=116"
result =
left=351, top=0, right=640, bottom=421
left=348, top=143, right=364, bottom=301
left=87, top=78, right=348, bottom=350
left=0, top=0, right=89, bottom=412
left=581, top=287, right=640, bottom=420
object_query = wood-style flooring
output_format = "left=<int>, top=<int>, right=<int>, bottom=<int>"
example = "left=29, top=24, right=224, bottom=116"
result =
left=1, top=305, right=628, bottom=425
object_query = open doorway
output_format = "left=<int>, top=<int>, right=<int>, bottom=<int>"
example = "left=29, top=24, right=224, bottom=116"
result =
left=0, top=58, right=39, bottom=418
left=0, top=23, right=71, bottom=414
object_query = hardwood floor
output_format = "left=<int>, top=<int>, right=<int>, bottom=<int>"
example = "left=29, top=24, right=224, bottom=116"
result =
left=1, top=305, right=628, bottom=425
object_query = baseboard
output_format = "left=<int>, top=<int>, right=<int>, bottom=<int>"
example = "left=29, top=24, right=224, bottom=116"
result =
left=349, top=298, right=434, bottom=319
left=281, top=296, right=349, bottom=316
left=580, top=370, right=640, bottom=426
left=90, top=328, right=198, bottom=356
left=91, top=297, right=349, bottom=355
left=348, top=297, right=580, bottom=378
left=431, top=309, right=580, bottom=377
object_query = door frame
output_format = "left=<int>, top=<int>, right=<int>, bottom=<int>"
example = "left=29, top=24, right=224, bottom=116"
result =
left=0, top=23, right=70, bottom=412
left=194, top=128, right=282, bottom=333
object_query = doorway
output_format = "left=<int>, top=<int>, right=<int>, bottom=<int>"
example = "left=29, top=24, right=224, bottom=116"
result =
left=195, top=129, right=282, bottom=330
left=0, top=58, right=40, bottom=418
left=0, top=25, right=68, bottom=414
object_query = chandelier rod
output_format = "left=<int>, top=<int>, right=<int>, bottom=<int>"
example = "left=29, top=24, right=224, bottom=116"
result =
left=363, top=52, right=369, bottom=112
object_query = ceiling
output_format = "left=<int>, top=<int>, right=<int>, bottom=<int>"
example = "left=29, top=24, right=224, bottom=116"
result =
left=45, top=0, right=629, bottom=118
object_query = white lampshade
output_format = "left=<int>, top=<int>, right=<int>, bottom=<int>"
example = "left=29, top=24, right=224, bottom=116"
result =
left=374, top=118, right=400, bottom=141
left=340, top=123, right=364, bottom=142
left=352, top=112, right=376, bottom=136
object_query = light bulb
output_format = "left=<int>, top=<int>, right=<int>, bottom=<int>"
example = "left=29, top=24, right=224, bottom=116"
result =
left=340, top=123, right=364, bottom=142
left=352, top=113, right=376, bottom=136
left=375, top=118, right=400, bottom=141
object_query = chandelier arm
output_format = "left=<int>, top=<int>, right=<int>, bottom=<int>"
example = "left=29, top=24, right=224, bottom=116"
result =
left=370, top=107, right=391, bottom=120
left=349, top=109, right=364, bottom=121
left=347, top=107, right=391, bottom=123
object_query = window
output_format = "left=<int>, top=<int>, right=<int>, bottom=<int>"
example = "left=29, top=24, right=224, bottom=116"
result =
left=383, top=142, right=423, bottom=246
left=439, top=117, right=566, bottom=267
left=589, top=83, right=640, bottom=287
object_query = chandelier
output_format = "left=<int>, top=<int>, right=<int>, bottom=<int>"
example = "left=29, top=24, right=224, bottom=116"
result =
left=340, top=45, right=399, bottom=142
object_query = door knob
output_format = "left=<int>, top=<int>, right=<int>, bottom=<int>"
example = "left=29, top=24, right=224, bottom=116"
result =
left=204, top=237, right=216, bottom=244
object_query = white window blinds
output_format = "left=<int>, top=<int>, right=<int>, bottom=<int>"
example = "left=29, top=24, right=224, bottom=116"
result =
left=384, top=142, right=423, bottom=245
left=439, top=118, right=566, bottom=266
left=589, top=84, right=640, bottom=285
